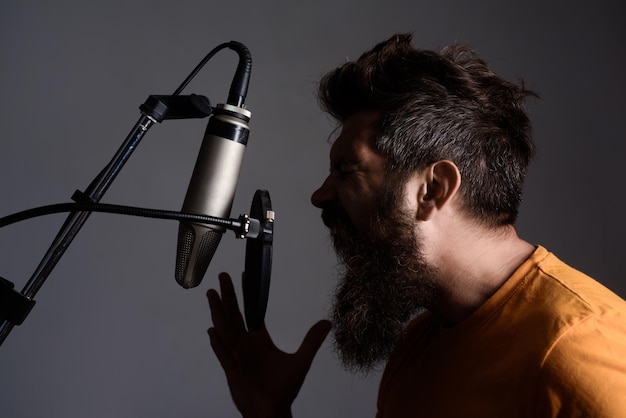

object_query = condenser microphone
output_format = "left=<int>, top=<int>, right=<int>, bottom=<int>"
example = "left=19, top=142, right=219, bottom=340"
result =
left=175, top=104, right=250, bottom=288
left=175, top=41, right=252, bottom=289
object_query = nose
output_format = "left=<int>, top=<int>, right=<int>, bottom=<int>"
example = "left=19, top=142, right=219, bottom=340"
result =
left=311, top=175, right=336, bottom=208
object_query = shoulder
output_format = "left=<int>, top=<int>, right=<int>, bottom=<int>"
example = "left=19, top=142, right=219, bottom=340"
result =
left=530, top=248, right=626, bottom=416
left=535, top=312, right=626, bottom=416
left=522, top=247, right=626, bottom=327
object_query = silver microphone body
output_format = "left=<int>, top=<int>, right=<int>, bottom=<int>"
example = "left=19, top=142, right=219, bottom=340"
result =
left=175, top=104, right=251, bottom=288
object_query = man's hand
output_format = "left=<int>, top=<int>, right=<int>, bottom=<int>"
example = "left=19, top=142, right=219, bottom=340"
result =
left=207, top=272, right=332, bottom=418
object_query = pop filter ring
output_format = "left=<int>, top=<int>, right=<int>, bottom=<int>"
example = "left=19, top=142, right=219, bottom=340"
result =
left=243, top=189, right=273, bottom=331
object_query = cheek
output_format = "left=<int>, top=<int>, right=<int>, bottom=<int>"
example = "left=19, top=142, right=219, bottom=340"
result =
left=336, top=175, right=391, bottom=232
left=341, top=197, right=381, bottom=233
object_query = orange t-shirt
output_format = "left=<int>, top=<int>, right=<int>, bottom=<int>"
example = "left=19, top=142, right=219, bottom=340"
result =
left=377, top=246, right=626, bottom=417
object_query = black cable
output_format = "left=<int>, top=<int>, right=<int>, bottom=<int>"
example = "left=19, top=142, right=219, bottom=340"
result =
left=171, top=42, right=231, bottom=96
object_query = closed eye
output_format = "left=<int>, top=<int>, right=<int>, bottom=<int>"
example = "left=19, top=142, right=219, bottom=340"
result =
left=332, top=161, right=359, bottom=174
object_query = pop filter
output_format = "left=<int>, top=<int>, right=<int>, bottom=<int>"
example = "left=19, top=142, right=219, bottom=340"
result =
left=243, top=189, right=273, bottom=331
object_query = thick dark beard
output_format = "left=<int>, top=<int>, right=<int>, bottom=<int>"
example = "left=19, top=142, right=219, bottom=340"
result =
left=324, top=191, right=438, bottom=374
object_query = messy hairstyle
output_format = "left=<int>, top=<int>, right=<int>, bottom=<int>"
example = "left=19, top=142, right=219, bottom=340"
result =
left=318, top=33, right=537, bottom=226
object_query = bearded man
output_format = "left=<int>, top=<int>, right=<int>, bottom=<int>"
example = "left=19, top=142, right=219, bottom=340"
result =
left=206, top=33, right=626, bottom=418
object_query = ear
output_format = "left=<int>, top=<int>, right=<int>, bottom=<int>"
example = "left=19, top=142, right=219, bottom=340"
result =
left=416, top=160, right=461, bottom=221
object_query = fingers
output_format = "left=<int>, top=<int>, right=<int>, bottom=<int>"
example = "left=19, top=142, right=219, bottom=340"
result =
left=207, top=272, right=332, bottom=377
left=207, top=327, right=235, bottom=372
left=218, top=272, right=248, bottom=335
left=207, top=272, right=247, bottom=346
left=295, top=320, right=332, bottom=367
left=207, top=288, right=226, bottom=330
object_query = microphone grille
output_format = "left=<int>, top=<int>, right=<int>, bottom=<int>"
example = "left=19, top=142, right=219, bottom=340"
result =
left=175, top=223, right=222, bottom=288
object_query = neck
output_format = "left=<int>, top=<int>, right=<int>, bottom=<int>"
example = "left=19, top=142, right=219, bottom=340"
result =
left=425, top=223, right=535, bottom=326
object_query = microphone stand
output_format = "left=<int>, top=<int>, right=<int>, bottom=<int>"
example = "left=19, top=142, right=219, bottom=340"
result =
left=0, top=114, right=157, bottom=344
left=0, top=41, right=268, bottom=346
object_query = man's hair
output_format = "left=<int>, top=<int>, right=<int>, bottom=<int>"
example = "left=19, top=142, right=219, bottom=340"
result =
left=318, top=33, right=537, bottom=226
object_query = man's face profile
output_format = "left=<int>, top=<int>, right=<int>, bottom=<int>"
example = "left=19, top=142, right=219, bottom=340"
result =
left=312, top=111, right=438, bottom=373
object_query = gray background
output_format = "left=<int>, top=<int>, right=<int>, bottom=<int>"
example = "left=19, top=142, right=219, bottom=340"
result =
left=1, top=1, right=624, bottom=417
